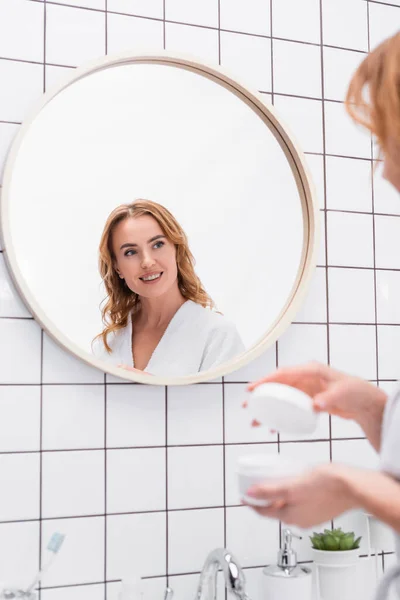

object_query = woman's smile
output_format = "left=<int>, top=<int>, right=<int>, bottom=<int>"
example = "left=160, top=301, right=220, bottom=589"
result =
left=139, top=271, right=164, bottom=284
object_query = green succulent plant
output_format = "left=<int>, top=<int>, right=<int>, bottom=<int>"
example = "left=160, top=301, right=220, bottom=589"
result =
left=310, top=528, right=361, bottom=551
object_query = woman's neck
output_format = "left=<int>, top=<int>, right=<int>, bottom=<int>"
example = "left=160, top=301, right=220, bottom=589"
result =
left=137, top=285, right=186, bottom=329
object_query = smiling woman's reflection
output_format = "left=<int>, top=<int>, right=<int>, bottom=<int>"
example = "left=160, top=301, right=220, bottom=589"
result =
left=92, top=199, right=244, bottom=376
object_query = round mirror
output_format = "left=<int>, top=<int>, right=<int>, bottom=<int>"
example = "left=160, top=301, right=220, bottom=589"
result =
left=0, top=53, right=318, bottom=385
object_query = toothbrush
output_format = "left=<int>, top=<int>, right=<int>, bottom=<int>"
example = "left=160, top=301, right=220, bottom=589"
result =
left=24, top=532, right=66, bottom=595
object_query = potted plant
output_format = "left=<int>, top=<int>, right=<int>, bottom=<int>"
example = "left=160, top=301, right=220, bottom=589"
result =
left=310, top=528, right=362, bottom=600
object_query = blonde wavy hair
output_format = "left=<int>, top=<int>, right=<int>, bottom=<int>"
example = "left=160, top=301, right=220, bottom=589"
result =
left=95, top=199, right=214, bottom=352
left=346, top=31, right=400, bottom=158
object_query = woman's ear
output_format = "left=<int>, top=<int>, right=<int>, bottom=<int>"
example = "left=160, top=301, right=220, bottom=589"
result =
left=113, top=262, right=124, bottom=280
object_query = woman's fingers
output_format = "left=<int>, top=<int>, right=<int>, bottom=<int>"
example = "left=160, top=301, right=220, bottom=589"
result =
left=246, top=481, right=290, bottom=503
left=247, top=362, right=330, bottom=393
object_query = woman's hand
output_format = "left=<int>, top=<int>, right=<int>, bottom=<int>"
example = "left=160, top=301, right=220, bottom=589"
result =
left=248, top=362, right=387, bottom=451
left=244, top=464, right=357, bottom=528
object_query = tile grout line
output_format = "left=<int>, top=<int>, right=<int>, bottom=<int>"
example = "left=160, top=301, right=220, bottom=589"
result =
left=318, top=0, right=333, bottom=475
left=104, top=372, right=107, bottom=599
left=165, top=385, right=169, bottom=585
left=38, top=3, right=46, bottom=596
left=366, top=0, right=381, bottom=392
left=38, top=329, right=44, bottom=600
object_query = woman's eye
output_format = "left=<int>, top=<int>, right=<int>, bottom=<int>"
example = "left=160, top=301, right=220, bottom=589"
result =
left=153, top=241, right=164, bottom=250
left=124, top=249, right=137, bottom=256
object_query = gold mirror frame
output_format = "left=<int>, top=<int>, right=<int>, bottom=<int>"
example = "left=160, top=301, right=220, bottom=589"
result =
left=0, top=51, right=319, bottom=386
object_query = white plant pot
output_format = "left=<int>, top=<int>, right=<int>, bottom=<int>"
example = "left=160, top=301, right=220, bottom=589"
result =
left=312, top=549, right=360, bottom=600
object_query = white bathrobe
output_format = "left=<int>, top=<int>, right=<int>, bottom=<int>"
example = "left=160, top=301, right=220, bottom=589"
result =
left=92, top=300, right=245, bottom=377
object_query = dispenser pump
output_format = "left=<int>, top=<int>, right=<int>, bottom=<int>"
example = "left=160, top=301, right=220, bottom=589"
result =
left=277, top=529, right=301, bottom=570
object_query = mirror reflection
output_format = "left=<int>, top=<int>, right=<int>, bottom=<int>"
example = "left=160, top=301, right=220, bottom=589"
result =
left=92, top=199, right=245, bottom=376
left=2, top=57, right=313, bottom=382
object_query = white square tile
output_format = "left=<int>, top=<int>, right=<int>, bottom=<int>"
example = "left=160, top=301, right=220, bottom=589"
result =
left=272, top=0, right=320, bottom=44
left=377, top=271, right=400, bottom=324
left=0, top=254, right=31, bottom=317
left=107, top=512, right=166, bottom=578
left=327, top=212, right=374, bottom=268
left=42, top=385, right=104, bottom=450
left=107, top=579, right=167, bottom=600
left=375, top=215, right=400, bottom=270
left=0, top=123, right=19, bottom=184
left=0, top=0, right=44, bottom=62
left=165, top=0, right=218, bottom=27
left=45, top=65, right=75, bottom=94
left=326, top=156, right=372, bottom=212
left=0, top=319, right=41, bottom=384
left=51, top=0, right=105, bottom=9
left=331, top=438, right=379, bottom=470
left=330, top=325, right=377, bottom=380
left=0, top=59, right=43, bottom=123
left=42, top=333, right=104, bottom=384
left=279, top=441, right=331, bottom=466
left=325, top=101, right=371, bottom=159
left=107, top=13, right=164, bottom=54
left=107, top=0, right=163, bottom=18
left=167, top=384, right=223, bottom=445
left=224, top=383, right=278, bottom=444
left=224, top=343, right=276, bottom=382
left=328, top=267, right=375, bottom=323
left=384, top=553, right=398, bottom=571
left=0, top=453, right=40, bottom=521
left=369, top=3, right=400, bottom=50
left=318, top=211, right=326, bottom=266
left=331, top=415, right=365, bottom=440
left=273, top=40, right=322, bottom=99
left=220, top=31, right=271, bottom=92
left=107, top=448, right=165, bottom=512
left=168, top=446, right=223, bottom=509
left=273, top=96, right=323, bottom=154
left=280, top=412, right=330, bottom=442
left=226, top=506, right=279, bottom=567
left=165, top=22, right=219, bottom=64
left=0, top=386, right=40, bottom=452
left=323, top=47, right=365, bottom=102
left=41, top=517, right=104, bottom=586
left=168, top=508, right=224, bottom=573
left=220, top=0, right=270, bottom=36
left=107, top=383, right=165, bottom=447
left=168, top=573, right=224, bottom=600
left=322, top=0, right=368, bottom=51
left=0, top=521, right=39, bottom=589
left=378, top=325, right=400, bottom=380
left=46, top=4, right=105, bottom=67
left=277, top=324, right=328, bottom=367
left=373, top=163, right=400, bottom=215
left=379, top=380, right=399, bottom=396
left=225, top=443, right=279, bottom=506
left=295, top=267, right=327, bottom=323
left=42, top=584, right=105, bottom=600
left=305, top=153, right=325, bottom=209
left=42, top=450, right=104, bottom=518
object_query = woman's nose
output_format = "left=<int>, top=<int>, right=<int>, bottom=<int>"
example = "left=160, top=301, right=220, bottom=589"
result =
left=141, top=252, right=156, bottom=269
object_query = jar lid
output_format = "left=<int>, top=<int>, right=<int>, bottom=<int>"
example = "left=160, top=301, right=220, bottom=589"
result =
left=246, top=382, right=318, bottom=435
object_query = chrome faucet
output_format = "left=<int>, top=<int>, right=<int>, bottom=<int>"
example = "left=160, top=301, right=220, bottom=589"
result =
left=195, top=548, right=249, bottom=600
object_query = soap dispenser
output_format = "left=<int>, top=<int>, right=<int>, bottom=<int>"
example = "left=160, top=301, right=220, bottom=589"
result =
left=261, top=529, right=312, bottom=600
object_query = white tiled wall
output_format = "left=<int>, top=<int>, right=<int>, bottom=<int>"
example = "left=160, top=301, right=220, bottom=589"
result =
left=0, top=1, right=399, bottom=599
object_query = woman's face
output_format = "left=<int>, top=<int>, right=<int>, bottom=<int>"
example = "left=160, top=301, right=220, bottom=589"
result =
left=112, top=215, right=179, bottom=298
